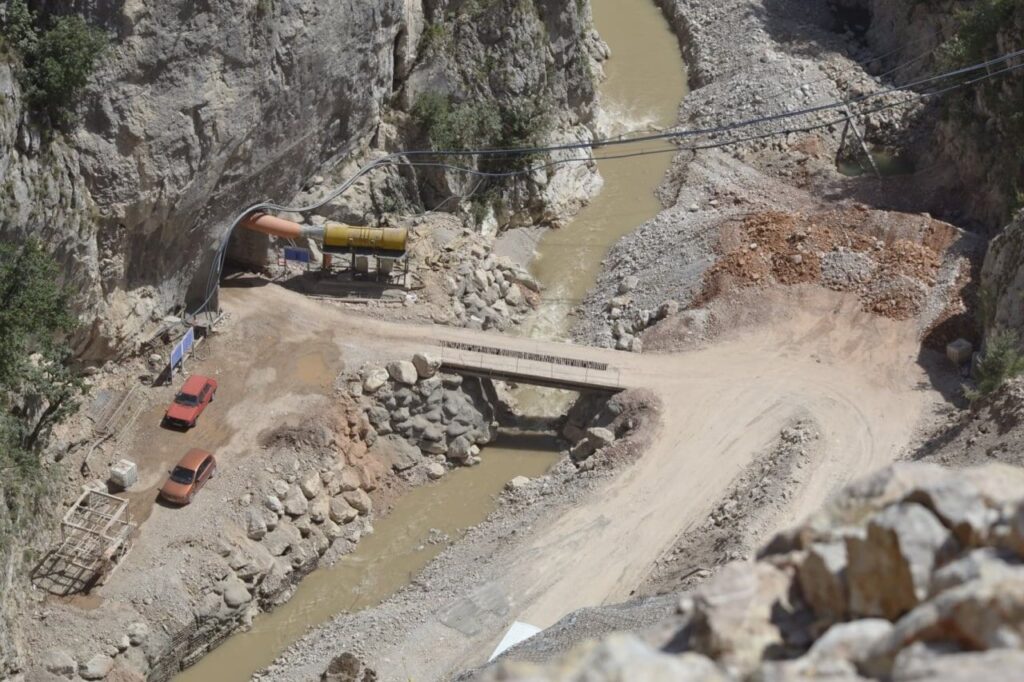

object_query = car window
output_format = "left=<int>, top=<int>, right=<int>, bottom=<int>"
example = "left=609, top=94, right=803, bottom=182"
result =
left=175, top=392, right=199, bottom=406
left=196, top=460, right=209, bottom=477
left=170, top=466, right=195, bottom=484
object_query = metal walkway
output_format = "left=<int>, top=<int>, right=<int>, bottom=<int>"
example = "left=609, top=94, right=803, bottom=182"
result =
left=437, top=340, right=623, bottom=392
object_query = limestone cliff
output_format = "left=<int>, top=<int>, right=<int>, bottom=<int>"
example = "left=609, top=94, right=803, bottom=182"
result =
left=0, top=0, right=602, bottom=361
left=833, top=0, right=1024, bottom=231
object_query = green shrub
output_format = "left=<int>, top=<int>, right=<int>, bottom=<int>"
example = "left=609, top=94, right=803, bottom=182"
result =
left=1, top=0, right=108, bottom=125
left=967, top=329, right=1024, bottom=400
left=411, top=91, right=502, bottom=151
left=0, top=239, right=83, bottom=467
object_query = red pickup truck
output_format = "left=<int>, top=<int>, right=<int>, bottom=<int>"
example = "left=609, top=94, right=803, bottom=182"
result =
left=162, top=374, right=217, bottom=429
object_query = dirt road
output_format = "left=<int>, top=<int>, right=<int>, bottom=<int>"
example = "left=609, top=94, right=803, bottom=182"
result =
left=223, top=283, right=935, bottom=681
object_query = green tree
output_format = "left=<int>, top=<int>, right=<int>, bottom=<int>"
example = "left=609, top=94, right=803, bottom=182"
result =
left=0, top=240, right=82, bottom=470
left=968, top=329, right=1024, bottom=400
left=1, top=0, right=107, bottom=125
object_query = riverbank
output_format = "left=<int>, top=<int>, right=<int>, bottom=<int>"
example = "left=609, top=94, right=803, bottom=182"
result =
left=262, top=0, right=983, bottom=677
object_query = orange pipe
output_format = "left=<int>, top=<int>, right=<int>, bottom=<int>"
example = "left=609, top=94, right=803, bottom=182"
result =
left=240, top=213, right=304, bottom=239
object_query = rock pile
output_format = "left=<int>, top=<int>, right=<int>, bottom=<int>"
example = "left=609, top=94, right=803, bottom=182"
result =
left=702, top=209, right=973, bottom=323
left=479, top=462, right=1024, bottom=680
left=560, top=391, right=654, bottom=469
left=352, top=353, right=496, bottom=473
left=599, top=288, right=681, bottom=352
left=435, top=233, right=540, bottom=331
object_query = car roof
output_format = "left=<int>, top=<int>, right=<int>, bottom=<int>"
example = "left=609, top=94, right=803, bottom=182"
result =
left=180, top=375, right=211, bottom=393
left=178, top=448, right=212, bottom=469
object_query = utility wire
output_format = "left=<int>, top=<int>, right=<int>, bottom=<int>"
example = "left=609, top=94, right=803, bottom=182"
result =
left=189, top=49, right=1024, bottom=317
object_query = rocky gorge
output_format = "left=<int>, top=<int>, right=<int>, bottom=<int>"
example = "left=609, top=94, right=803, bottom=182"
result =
left=0, top=0, right=605, bottom=360
left=4, top=0, right=1024, bottom=680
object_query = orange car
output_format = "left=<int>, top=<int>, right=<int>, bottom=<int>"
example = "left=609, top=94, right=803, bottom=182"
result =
left=162, top=374, right=218, bottom=430
left=160, top=448, right=217, bottom=505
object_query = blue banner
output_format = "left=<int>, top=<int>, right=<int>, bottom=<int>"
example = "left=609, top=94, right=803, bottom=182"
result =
left=284, top=247, right=311, bottom=264
left=169, top=326, right=194, bottom=371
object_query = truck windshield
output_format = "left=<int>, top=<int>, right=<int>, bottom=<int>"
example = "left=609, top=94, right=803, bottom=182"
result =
left=175, top=392, right=199, bottom=406
left=170, top=466, right=195, bottom=484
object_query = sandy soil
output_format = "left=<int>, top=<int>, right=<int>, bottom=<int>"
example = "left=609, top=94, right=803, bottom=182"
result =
left=258, top=281, right=938, bottom=681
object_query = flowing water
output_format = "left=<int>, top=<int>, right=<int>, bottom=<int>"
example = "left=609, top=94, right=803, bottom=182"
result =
left=524, top=0, right=689, bottom=341
left=174, top=1, right=685, bottom=679
left=175, top=434, right=560, bottom=682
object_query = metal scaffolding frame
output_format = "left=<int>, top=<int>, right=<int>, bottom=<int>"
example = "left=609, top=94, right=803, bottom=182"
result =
left=32, top=489, right=135, bottom=595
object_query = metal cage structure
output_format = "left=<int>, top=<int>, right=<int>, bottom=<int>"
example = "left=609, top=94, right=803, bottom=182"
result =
left=32, top=489, right=135, bottom=595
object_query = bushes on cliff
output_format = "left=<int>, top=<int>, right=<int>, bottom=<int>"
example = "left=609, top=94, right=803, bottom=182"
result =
left=0, top=0, right=107, bottom=125
left=411, top=91, right=552, bottom=172
left=0, top=240, right=83, bottom=470
left=967, top=329, right=1024, bottom=400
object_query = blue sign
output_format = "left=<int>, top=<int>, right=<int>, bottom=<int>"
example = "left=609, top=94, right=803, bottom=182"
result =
left=170, top=343, right=183, bottom=369
left=169, top=327, right=195, bottom=371
left=284, top=247, right=311, bottom=264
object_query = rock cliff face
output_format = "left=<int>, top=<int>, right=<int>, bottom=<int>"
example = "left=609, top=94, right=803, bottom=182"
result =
left=832, top=0, right=1024, bottom=231
left=0, top=0, right=602, bottom=360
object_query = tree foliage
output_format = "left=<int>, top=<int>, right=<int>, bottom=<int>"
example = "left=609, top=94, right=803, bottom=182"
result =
left=0, top=240, right=82, bottom=473
left=968, top=329, right=1024, bottom=400
left=0, top=0, right=107, bottom=125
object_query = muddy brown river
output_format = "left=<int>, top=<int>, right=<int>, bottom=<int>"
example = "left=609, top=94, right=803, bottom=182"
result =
left=175, top=0, right=685, bottom=679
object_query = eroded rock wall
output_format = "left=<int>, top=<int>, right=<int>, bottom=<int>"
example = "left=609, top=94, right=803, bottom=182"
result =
left=1, top=0, right=602, bottom=360
left=837, top=0, right=1024, bottom=230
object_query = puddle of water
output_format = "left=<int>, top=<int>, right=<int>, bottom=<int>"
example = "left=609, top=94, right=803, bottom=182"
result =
left=293, top=351, right=331, bottom=388
left=174, top=433, right=560, bottom=682
left=523, top=0, right=688, bottom=344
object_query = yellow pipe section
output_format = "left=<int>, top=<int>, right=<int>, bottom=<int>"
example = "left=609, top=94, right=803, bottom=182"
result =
left=240, top=213, right=407, bottom=254
left=323, top=224, right=407, bottom=253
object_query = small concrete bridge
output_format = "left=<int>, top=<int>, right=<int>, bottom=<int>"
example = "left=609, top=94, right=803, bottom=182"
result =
left=436, top=340, right=624, bottom=392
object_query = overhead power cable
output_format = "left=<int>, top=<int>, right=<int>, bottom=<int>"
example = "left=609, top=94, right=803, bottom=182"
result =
left=188, top=49, right=1024, bottom=317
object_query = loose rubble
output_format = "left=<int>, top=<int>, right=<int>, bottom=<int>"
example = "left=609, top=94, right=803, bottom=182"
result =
left=478, top=463, right=1024, bottom=680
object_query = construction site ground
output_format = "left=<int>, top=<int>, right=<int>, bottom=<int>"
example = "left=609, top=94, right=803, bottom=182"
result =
left=256, top=281, right=950, bottom=681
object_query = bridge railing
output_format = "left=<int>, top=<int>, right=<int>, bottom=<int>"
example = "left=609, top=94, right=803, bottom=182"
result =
left=437, top=340, right=622, bottom=389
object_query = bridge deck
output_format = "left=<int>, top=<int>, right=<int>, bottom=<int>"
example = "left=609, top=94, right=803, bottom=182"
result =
left=436, top=340, right=623, bottom=392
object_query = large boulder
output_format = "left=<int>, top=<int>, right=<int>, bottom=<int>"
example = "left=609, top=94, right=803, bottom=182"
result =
left=362, top=367, right=389, bottom=393
left=372, top=434, right=421, bottom=472
left=903, top=478, right=993, bottom=547
left=222, top=577, right=252, bottom=608
left=806, top=619, right=893, bottom=665
left=43, top=650, right=76, bottom=678
left=798, top=541, right=849, bottom=620
left=412, top=352, right=441, bottom=379
left=299, top=471, right=323, bottom=499
left=846, top=503, right=954, bottom=619
left=329, top=497, right=359, bottom=524
left=863, top=567, right=1024, bottom=675
left=586, top=426, right=615, bottom=449
left=387, top=360, right=418, bottom=385
left=477, top=634, right=727, bottom=682
left=308, top=495, right=330, bottom=524
left=690, top=562, right=790, bottom=673
left=263, top=521, right=302, bottom=557
left=246, top=508, right=268, bottom=540
left=343, top=489, right=372, bottom=515
left=79, top=654, right=114, bottom=680
left=283, top=484, right=309, bottom=517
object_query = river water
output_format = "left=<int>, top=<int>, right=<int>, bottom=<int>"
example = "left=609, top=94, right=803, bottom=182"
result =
left=525, top=0, right=688, bottom=341
left=175, top=1, right=685, bottom=679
